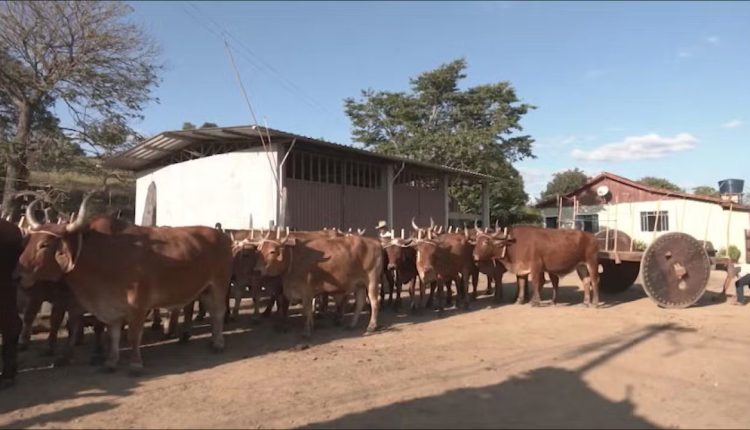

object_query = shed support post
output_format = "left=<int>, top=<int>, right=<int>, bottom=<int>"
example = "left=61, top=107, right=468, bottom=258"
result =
left=385, top=164, right=394, bottom=229
left=443, top=175, right=450, bottom=228
left=481, top=181, right=490, bottom=228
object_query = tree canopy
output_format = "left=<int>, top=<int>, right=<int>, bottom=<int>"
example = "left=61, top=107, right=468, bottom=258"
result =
left=0, top=1, right=161, bottom=215
left=693, top=186, right=720, bottom=197
left=344, top=58, right=536, bottom=224
left=638, top=177, right=683, bottom=193
left=540, top=168, right=589, bottom=201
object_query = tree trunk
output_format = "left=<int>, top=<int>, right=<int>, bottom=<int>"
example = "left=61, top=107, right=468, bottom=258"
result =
left=2, top=102, right=32, bottom=219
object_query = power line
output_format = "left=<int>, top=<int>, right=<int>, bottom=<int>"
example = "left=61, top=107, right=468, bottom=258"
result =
left=181, top=3, right=331, bottom=115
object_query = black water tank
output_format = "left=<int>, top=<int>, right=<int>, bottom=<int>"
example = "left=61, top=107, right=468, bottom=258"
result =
left=719, top=179, right=744, bottom=194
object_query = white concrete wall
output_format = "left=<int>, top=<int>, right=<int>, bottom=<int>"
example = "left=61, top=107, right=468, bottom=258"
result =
left=541, top=199, right=750, bottom=261
left=135, top=146, right=280, bottom=229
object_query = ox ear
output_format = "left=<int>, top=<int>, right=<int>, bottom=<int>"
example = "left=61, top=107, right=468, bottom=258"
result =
left=54, top=238, right=76, bottom=273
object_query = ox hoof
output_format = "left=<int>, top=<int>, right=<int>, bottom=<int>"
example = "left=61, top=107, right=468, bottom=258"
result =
left=128, top=364, right=144, bottom=377
left=0, top=378, right=15, bottom=390
left=178, top=333, right=191, bottom=344
left=366, top=325, right=379, bottom=334
left=530, top=301, right=542, bottom=308
left=53, top=357, right=71, bottom=367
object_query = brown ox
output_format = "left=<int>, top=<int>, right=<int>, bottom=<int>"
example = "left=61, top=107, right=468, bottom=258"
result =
left=472, top=225, right=600, bottom=306
left=0, top=219, right=23, bottom=387
left=252, top=231, right=382, bottom=338
left=410, top=221, right=475, bottom=312
left=16, top=195, right=233, bottom=373
left=379, top=230, right=421, bottom=311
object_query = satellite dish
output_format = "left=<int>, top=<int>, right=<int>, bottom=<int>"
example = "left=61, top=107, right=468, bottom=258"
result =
left=596, top=185, right=610, bottom=197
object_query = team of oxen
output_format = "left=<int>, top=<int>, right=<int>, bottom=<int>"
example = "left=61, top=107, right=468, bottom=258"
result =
left=0, top=190, right=600, bottom=387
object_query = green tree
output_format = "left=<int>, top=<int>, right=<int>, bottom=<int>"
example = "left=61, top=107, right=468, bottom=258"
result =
left=693, top=185, right=719, bottom=197
left=182, top=122, right=197, bottom=131
left=0, top=1, right=161, bottom=215
left=638, top=177, right=683, bottom=193
left=539, top=168, right=589, bottom=201
left=200, top=122, right=218, bottom=129
left=345, top=58, right=535, bottom=224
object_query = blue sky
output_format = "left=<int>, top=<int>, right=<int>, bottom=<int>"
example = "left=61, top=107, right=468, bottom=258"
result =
left=118, top=1, right=749, bottom=200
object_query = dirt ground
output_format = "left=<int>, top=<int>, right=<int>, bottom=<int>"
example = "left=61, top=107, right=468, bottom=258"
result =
left=1, top=271, right=749, bottom=429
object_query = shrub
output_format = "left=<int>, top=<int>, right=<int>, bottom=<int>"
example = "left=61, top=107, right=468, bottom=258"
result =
left=632, top=240, right=648, bottom=252
left=719, top=245, right=742, bottom=262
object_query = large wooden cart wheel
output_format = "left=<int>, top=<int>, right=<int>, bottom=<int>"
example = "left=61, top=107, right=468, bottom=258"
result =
left=599, top=260, right=640, bottom=294
left=641, top=232, right=711, bottom=308
left=595, top=229, right=632, bottom=253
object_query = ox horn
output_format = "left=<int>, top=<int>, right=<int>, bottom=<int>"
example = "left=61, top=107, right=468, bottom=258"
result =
left=276, top=226, right=281, bottom=239
left=358, top=228, right=366, bottom=236
left=66, top=192, right=95, bottom=233
left=495, top=220, right=500, bottom=231
left=25, top=199, right=43, bottom=230
left=43, top=207, right=53, bottom=224
left=229, top=231, right=235, bottom=242
left=436, top=225, right=443, bottom=234
left=401, top=228, right=404, bottom=240
left=448, top=225, right=453, bottom=233
left=262, top=228, right=271, bottom=240
left=17, top=215, right=25, bottom=228
left=411, top=217, right=420, bottom=231
left=429, top=217, right=435, bottom=230
left=463, top=223, right=469, bottom=238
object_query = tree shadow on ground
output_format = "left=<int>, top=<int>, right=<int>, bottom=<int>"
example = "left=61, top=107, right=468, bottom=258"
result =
left=301, top=323, right=691, bottom=429
left=300, top=366, right=654, bottom=429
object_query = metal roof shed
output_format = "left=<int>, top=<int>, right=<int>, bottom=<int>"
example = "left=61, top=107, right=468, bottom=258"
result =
left=105, top=125, right=495, bottom=232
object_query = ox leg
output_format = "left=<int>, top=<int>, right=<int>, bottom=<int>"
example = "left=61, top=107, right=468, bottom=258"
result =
left=301, top=294, right=315, bottom=339
left=408, top=278, right=418, bottom=313
left=196, top=300, right=206, bottom=321
left=127, top=312, right=147, bottom=376
left=419, top=280, right=431, bottom=311
left=588, top=261, right=600, bottom=308
left=460, top=273, right=471, bottom=310
left=56, top=305, right=84, bottom=367
left=530, top=270, right=543, bottom=307
left=207, top=284, right=227, bottom=352
left=515, top=276, right=527, bottom=305
left=366, top=274, right=381, bottom=333
left=165, top=308, right=180, bottom=340
left=19, top=296, right=42, bottom=351
left=550, top=274, right=560, bottom=306
left=1, top=277, right=21, bottom=387
left=179, top=302, right=195, bottom=343
left=103, top=322, right=123, bottom=372
left=45, top=302, right=66, bottom=357
left=90, top=320, right=106, bottom=366
left=436, top=280, right=446, bottom=314
left=493, top=270, right=504, bottom=303
left=472, top=269, right=479, bottom=299
left=150, top=308, right=162, bottom=332
left=231, top=283, right=244, bottom=322
left=445, top=281, right=453, bottom=307
left=349, top=286, right=367, bottom=330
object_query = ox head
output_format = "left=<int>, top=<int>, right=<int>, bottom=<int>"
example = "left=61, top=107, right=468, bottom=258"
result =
left=231, top=237, right=260, bottom=287
left=409, top=219, right=441, bottom=284
left=471, top=225, right=514, bottom=263
left=16, top=193, right=94, bottom=287
left=250, top=227, right=296, bottom=277
left=379, top=228, right=414, bottom=272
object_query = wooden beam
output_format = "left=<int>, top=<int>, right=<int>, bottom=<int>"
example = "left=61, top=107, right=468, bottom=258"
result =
left=481, top=181, right=490, bottom=228
left=443, top=175, right=450, bottom=227
left=385, top=164, right=394, bottom=228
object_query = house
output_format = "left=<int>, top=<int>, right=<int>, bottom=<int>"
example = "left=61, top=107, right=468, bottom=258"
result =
left=104, top=125, right=494, bottom=234
left=536, top=172, right=750, bottom=262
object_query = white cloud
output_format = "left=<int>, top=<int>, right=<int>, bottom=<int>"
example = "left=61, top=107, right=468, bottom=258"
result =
left=706, top=36, right=720, bottom=44
left=571, top=133, right=698, bottom=162
left=722, top=119, right=743, bottom=129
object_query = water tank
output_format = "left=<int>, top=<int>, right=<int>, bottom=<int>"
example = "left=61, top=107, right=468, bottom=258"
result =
left=718, top=179, right=744, bottom=194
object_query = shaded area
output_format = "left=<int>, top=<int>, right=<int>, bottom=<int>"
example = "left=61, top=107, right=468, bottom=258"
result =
left=303, top=323, right=688, bottom=429
left=0, top=402, right=116, bottom=429
left=301, top=367, right=654, bottom=429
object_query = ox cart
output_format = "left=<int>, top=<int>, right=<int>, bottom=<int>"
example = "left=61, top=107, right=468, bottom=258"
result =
left=596, top=229, right=736, bottom=308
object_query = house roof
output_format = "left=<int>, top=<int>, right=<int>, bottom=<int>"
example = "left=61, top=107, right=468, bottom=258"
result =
left=537, top=171, right=750, bottom=211
left=104, top=125, right=495, bottom=181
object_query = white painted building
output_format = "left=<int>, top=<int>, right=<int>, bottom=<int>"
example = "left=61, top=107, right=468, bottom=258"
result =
left=537, top=172, right=750, bottom=262
left=106, top=125, right=493, bottom=233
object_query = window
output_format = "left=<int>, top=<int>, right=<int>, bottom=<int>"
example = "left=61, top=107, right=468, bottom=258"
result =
left=285, top=151, right=382, bottom=188
left=640, top=211, right=669, bottom=232
left=575, top=214, right=599, bottom=233
left=545, top=217, right=558, bottom=229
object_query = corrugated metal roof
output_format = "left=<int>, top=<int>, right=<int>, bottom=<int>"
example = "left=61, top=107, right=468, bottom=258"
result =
left=104, top=125, right=495, bottom=181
